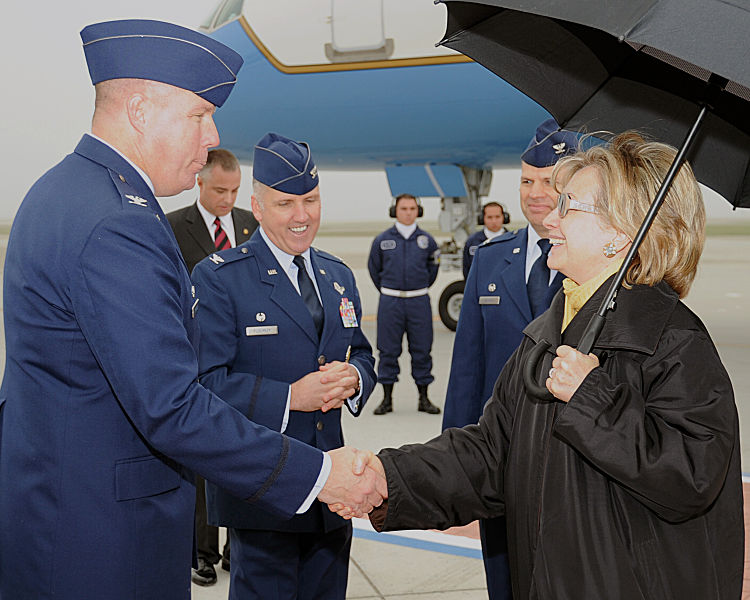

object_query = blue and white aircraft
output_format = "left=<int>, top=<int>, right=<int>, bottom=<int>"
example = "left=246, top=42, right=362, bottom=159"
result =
left=200, top=0, right=551, bottom=327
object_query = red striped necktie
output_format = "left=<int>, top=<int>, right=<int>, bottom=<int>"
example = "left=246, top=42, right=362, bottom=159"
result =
left=213, top=216, right=231, bottom=250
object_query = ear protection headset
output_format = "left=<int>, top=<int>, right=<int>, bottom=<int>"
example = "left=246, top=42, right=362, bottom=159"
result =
left=478, top=202, right=510, bottom=226
left=389, top=193, right=424, bottom=218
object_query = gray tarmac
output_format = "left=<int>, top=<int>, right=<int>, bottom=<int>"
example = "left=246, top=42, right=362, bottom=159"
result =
left=1, top=228, right=748, bottom=599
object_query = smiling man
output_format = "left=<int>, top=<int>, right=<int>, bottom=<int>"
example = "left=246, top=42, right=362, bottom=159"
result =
left=442, top=119, right=579, bottom=600
left=191, top=132, right=376, bottom=600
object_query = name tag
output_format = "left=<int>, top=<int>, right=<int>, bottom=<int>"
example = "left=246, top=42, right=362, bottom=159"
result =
left=245, top=325, right=279, bottom=336
left=478, top=296, right=500, bottom=305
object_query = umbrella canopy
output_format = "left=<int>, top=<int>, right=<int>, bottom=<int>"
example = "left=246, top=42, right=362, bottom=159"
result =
left=437, top=0, right=750, bottom=207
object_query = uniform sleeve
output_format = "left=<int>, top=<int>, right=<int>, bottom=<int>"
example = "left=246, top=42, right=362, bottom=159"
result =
left=367, top=237, right=382, bottom=290
left=442, top=261, right=486, bottom=430
left=554, top=327, right=738, bottom=522
left=192, top=260, right=290, bottom=431
left=344, top=274, right=377, bottom=415
left=427, top=235, right=440, bottom=287
left=462, top=240, right=472, bottom=280
left=71, top=211, right=323, bottom=517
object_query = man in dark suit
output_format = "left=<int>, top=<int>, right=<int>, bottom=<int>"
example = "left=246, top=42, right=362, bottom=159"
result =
left=442, top=119, right=579, bottom=600
left=193, top=133, right=376, bottom=600
left=167, top=147, right=257, bottom=585
left=167, top=148, right=257, bottom=274
left=0, top=20, right=383, bottom=600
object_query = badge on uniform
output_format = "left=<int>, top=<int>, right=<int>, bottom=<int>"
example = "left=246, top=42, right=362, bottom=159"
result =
left=125, top=194, right=148, bottom=207
left=334, top=282, right=345, bottom=295
left=339, top=297, right=358, bottom=328
left=381, top=240, right=396, bottom=251
left=417, top=235, right=429, bottom=249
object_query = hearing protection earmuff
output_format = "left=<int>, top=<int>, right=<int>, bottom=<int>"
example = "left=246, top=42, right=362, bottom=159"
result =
left=389, top=194, right=424, bottom=218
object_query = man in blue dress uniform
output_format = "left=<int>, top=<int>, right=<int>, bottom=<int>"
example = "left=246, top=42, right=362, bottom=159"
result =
left=368, top=194, right=441, bottom=415
left=462, top=202, right=510, bottom=279
left=0, top=21, right=382, bottom=600
left=192, top=132, right=376, bottom=600
left=442, top=119, right=579, bottom=599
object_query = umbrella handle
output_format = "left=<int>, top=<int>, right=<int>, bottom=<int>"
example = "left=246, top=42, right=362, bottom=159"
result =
left=522, top=338, right=554, bottom=401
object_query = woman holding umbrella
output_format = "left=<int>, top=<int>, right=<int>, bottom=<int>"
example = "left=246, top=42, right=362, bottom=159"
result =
left=339, top=132, right=744, bottom=599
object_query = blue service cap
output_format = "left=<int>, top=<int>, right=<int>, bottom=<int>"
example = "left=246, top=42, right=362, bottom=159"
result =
left=80, top=19, right=243, bottom=107
left=521, top=119, right=579, bottom=168
left=253, top=133, right=319, bottom=195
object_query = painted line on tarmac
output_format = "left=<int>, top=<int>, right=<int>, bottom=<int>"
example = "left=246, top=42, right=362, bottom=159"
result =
left=352, top=517, right=482, bottom=559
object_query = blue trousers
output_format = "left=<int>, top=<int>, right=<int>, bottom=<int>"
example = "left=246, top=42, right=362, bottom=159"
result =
left=376, top=295, right=434, bottom=385
left=479, top=516, right=513, bottom=600
left=228, top=525, right=352, bottom=600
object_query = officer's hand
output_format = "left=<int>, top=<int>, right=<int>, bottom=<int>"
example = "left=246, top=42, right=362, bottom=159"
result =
left=289, top=372, right=329, bottom=412
left=318, top=361, right=360, bottom=408
left=289, top=365, right=359, bottom=412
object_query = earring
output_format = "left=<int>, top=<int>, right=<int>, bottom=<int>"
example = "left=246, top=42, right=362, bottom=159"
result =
left=602, top=241, right=617, bottom=258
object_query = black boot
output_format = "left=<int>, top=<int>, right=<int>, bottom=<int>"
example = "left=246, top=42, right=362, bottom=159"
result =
left=417, top=384, right=440, bottom=414
left=373, top=383, right=394, bottom=415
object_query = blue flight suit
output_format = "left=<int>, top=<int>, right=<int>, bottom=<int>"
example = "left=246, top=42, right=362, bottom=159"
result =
left=192, top=231, right=375, bottom=598
left=368, top=226, right=439, bottom=385
left=443, top=227, right=564, bottom=600
left=462, top=229, right=489, bottom=279
left=0, top=135, right=323, bottom=600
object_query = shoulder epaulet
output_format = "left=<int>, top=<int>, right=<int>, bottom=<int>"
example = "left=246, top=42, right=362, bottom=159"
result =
left=108, top=169, right=153, bottom=212
left=312, top=247, right=346, bottom=266
left=480, top=229, right=518, bottom=248
left=203, top=245, right=255, bottom=270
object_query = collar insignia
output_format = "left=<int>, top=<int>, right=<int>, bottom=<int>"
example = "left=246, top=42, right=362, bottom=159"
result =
left=125, top=194, right=148, bottom=207
left=209, top=253, right=224, bottom=264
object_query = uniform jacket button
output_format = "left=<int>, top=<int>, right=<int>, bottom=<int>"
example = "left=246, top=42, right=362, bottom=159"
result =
left=317, top=354, right=326, bottom=365
left=316, top=421, right=324, bottom=431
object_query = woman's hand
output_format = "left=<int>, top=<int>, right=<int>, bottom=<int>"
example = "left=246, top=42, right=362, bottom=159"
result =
left=545, top=345, right=599, bottom=403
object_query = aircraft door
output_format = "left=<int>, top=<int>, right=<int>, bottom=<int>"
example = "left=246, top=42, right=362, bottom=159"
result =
left=326, top=0, right=394, bottom=62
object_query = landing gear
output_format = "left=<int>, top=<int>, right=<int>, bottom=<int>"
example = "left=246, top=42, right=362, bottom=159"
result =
left=438, top=280, right=465, bottom=331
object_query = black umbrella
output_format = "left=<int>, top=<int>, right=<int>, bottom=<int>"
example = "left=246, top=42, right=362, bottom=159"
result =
left=436, top=0, right=750, bottom=398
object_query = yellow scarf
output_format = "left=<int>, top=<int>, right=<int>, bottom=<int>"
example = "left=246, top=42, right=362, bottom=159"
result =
left=561, top=259, right=625, bottom=332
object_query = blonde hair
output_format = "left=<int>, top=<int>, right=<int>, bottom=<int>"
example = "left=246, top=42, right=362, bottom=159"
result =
left=553, top=131, right=704, bottom=298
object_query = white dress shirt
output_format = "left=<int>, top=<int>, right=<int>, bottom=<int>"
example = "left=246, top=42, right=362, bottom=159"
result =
left=524, top=226, right=559, bottom=285
left=196, top=200, right=236, bottom=248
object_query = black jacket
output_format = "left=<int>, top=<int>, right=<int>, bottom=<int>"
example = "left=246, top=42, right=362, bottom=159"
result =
left=372, top=279, right=743, bottom=599
left=166, top=202, right=257, bottom=273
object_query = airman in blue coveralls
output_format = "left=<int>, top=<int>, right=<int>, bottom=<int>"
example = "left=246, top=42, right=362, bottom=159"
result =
left=0, top=21, right=382, bottom=600
left=462, top=202, right=509, bottom=279
left=442, top=119, right=580, bottom=600
left=368, top=194, right=441, bottom=415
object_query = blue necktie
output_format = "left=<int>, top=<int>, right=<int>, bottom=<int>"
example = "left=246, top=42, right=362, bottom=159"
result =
left=527, top=239, right=552, bottom=318
left=293, top=255, right=324, bottom=338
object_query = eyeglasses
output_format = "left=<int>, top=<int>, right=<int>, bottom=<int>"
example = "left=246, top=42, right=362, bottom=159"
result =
left=557, top=193, right=598, bottom=218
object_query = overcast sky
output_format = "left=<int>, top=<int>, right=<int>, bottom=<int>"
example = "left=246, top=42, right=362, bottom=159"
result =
left=1, top=2, right=743, bottom=227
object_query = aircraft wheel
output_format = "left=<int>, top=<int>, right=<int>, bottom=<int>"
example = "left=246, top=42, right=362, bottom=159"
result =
left=438, top=280, right=465, bottom=331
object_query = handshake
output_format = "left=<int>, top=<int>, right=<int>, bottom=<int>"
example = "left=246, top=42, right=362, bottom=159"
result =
left=317, top=447, right=387, bottom=518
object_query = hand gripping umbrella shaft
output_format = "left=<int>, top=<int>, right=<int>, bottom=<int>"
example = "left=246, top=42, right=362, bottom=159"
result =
left=523, top=76, right=726, bottom=400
